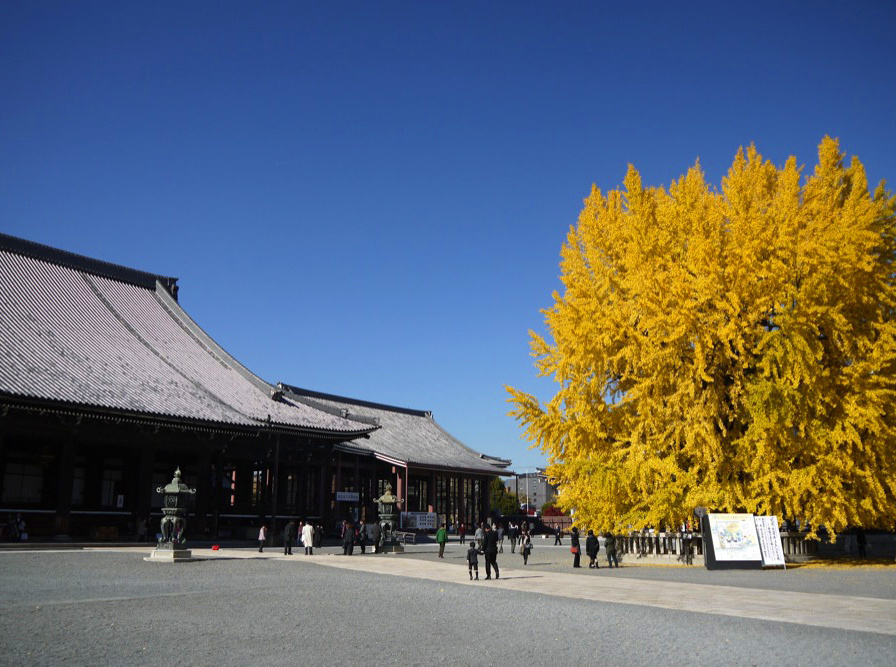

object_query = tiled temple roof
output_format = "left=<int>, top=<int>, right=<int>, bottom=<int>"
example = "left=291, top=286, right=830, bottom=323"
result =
left=282, top=385, right=512, bottom=475
left=0, top=233, right=376, bottom=437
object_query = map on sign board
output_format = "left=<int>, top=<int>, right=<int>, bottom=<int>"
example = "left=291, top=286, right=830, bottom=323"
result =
left=707, top=513, right=763, bottom=561
left=400, top=512, right=437, bottom=530
left=753, top=515, right=786, bottom=567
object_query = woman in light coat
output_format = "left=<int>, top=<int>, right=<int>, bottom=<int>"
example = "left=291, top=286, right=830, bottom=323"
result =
left=302, top=521, right=315, bottom=555
left=258, top=524, right=267, bottom=553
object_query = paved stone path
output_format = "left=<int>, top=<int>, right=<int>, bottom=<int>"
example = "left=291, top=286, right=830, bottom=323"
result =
left=145, top=547, right=896, bottom=637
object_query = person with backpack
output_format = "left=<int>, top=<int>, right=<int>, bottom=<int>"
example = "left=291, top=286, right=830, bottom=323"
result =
left=604, top=530, right=619, bottom=568
left=466, top=541, right=479, bottom=580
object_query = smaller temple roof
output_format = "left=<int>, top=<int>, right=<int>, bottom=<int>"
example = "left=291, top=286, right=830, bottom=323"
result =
left=281, top=384, right=512, bottom=475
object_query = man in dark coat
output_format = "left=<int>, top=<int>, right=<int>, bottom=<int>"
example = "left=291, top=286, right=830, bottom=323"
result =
left=370, top=521, right=382, bottom=553
left=342, top=519, right=355, bottom=555
left=482, top=523, right=500, bottom=580
left=283, top=520, right=296, bottom=555
left=357, top=520, right=368, bottom=554
left=585, top=529, right=599, bottom=568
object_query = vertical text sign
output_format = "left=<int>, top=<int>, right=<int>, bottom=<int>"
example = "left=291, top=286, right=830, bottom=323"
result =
left=754, top=515, right=786, bottom=567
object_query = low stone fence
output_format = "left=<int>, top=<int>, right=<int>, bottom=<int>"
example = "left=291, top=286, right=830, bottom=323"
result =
left=617, top=532, right=704, bottom=560
left=616, top=531, right=820, bottom=561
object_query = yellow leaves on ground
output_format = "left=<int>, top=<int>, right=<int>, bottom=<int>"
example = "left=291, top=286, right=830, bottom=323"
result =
left=508, top=138, right=896, bottom=539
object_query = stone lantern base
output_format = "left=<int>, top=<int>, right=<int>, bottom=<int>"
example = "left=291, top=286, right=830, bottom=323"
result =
left=145, top=548, right=195, bottom=562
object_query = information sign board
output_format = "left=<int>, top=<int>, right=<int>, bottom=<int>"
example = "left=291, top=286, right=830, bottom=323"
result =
left=753, top=515, right=786, bottom=567
left=400, top=512, right=437, bottom=530
left=336, top=491, right=359, bottom=502
left=707, top=513, right=762, bottom=562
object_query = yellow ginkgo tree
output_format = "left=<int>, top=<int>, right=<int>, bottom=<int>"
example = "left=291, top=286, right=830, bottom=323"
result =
left=507, top=138, right=896, bottom=539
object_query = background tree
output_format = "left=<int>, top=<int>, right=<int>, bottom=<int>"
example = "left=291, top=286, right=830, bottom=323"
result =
left=508, top=138, right=896, bottom=539
left=489, top=477, right=520, bottom=516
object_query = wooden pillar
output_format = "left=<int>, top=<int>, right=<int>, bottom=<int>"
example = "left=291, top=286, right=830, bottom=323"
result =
left=194, top=448, right=211, bottom=537
left=321, top=445, right=333, bottom=527
left=136, top=444, right=155, bottom=531
left=428, top=470, right=436, bottom=513
left=270, top=434, right=280, bottom=533
left=52, top=434, right=77, bottom=539
left=212, top=449, right=223, bottom=538
left=0, top=426, right=5, bottom=508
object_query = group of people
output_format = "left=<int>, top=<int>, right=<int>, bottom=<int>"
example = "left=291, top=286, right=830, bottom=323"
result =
left=569, top=527, right=619, bottom=569
left=459, top=521, right=537, bottom=579
left=465, top=522, right=502, bottom=580
left=256, top=520, right=324, bottom=555
left=340, top=518, right=383, bottom=555
left=2, top=513, right=26, bottom=542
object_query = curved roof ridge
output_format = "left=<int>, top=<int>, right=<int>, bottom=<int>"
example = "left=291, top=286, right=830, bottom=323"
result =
left=154, top=282, right=273, bottom=396
left=424, top=411, right=512, bottom=468
left=281, top=384, right=430, bottom=417
left=153, top=284, right=377, bottom=436
left=0, top=231, right=178, bottom=295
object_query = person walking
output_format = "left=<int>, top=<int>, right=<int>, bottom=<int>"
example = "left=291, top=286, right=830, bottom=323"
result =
left=604, top=531, right=619, bottom=568
left=554, top=523, right=563, bottom=546
left=497, top=524, right=505, bottom=553
left=257, top=524, right=267, bottom=553
left=521, top=532, right=532, bottom=565
left=436, top=523, right=448, bottom=558
left=681, top=529, right=693, bottom=565
left=570, top=526, right=581, bottom=568
left=314, top=523, right=324, bottom=549
left=482, top=523, right=500, bottom=579
left=370, top=521, right=382, bottom=553
left=467, top=541, right=479, bottom=580
left=585, top=529, right=599, bottom=568
left=302, top=521, right=315, bottom=555
left=508, top=521, right=518, bottom=553
left=459, top=523, right=466, bottom=545
left=358, top=520, right=368, bottom=554
left=474, top=522, right=485, bottom=552
left=342, top=519, right=355, bottom=555
left=283, top=520, right=296, bottom=555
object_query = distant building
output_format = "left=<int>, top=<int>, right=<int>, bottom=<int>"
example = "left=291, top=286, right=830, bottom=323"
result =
left=505, top=469, right=557, bottom=512
left=0, top=233, right=510, bottom=539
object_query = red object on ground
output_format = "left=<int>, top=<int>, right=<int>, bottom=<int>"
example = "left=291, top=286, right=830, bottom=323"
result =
left=212, top=544, right=220, bottom=551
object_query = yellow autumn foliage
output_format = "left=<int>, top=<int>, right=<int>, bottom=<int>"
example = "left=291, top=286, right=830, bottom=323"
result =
left=507, top=138, right=896, bottom=539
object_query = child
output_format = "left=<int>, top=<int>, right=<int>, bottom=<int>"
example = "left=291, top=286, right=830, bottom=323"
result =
left=466, top=542, right=479, bottom=580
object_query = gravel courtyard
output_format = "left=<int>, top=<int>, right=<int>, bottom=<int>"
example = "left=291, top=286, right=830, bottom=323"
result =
left=1, top=546, right=895, bottom=666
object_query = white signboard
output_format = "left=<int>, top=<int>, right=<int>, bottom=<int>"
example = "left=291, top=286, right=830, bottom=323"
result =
left=400, top=512, right=437, bottom=530
left=754, top=515, right=786, bottom=567
left=707, top=513, right=763, bottom=561
left=336, top=491, right=359, bottom=502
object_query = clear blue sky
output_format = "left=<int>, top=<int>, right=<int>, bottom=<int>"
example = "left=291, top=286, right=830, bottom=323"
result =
left=2, top=2, right=895, bottom=471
